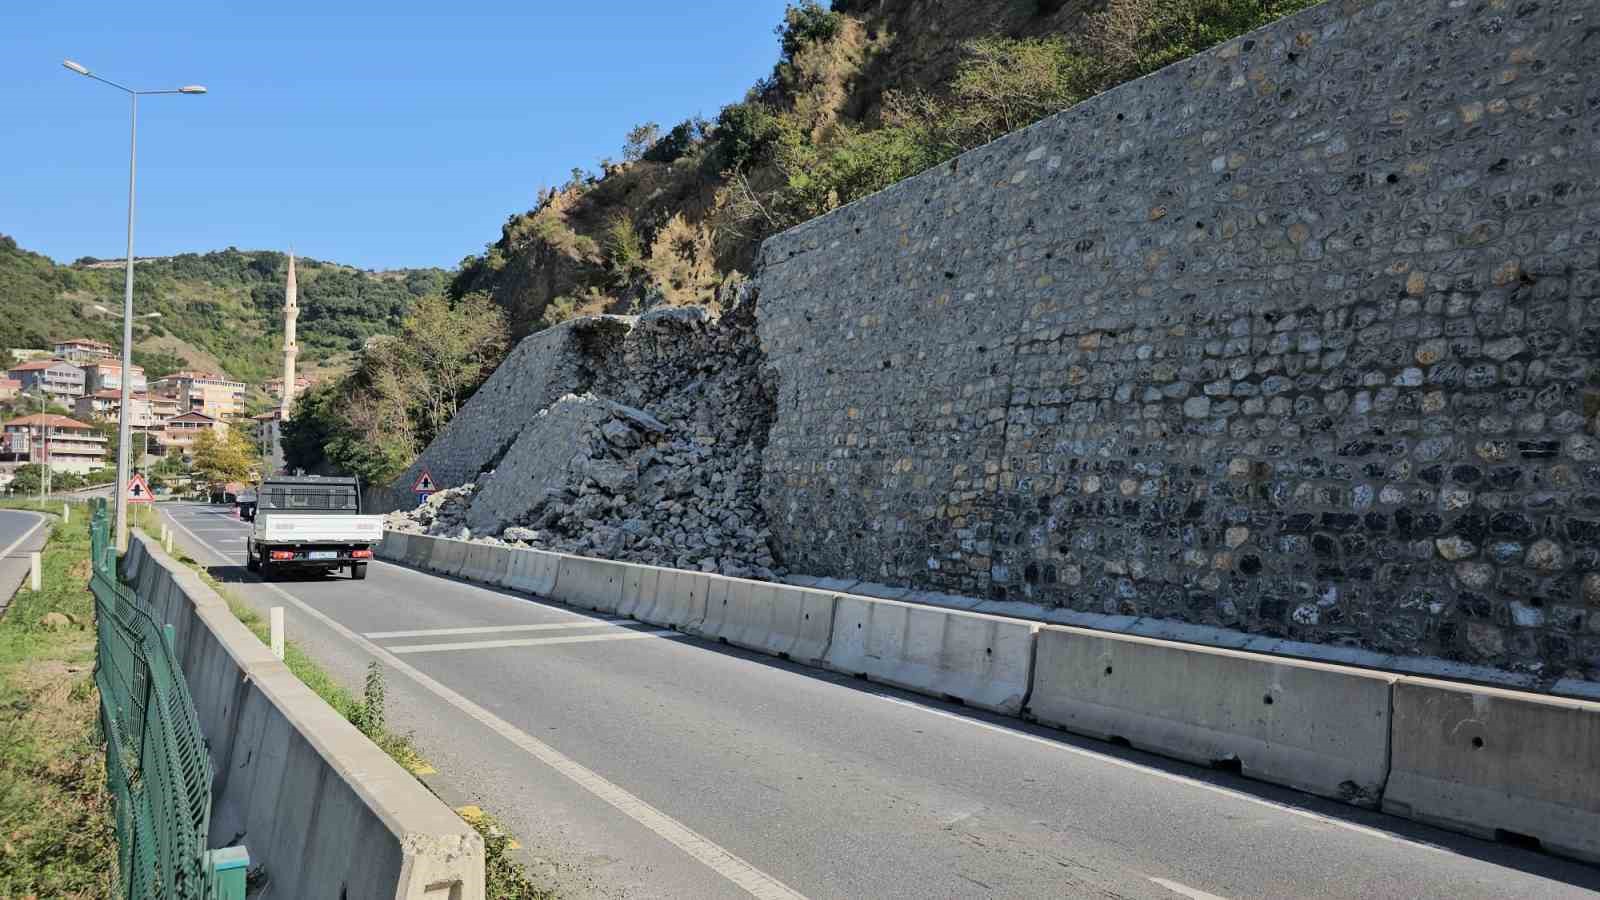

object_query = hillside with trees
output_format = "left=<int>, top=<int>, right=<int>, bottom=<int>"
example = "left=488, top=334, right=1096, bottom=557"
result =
left=0, top=236, right=449, bottom=382
left=449, top=0, right=1319, bottom=341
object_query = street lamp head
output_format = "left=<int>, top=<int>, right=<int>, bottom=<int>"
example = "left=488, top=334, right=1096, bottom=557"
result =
left=63, top=59, right=90, bottom=75
left=179, top=85, right=207, bottom=94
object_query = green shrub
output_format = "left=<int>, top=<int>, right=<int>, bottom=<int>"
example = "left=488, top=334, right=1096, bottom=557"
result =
left=539, top=296, right=580, bottom=330
left=642, top=117, right=706, bottom=164
left=776, top=1, right=843, bottom=61
left=708, top=102, right=780, bottom=172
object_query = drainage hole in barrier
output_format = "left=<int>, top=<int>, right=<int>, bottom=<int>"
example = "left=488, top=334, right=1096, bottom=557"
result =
left=803, top=613, right=809, bottom=621
left=941, top=693, right=966, bottom=706
left=1494, top=829, right=1541, bottom=852
left=1262, top=694, right=1274, bottom=705
left=857, top=622, right=863, bottom=628
left=1471, top=736, right=1484, bottom=749
left=1104, top=665, right=1114, bottom=675
left=985, top=647, right=992, bottom=655
left=719, top=637, right=729, bottom=645
left=1211, top=757, right=1243, bottom=775
left=1108, top=735, right=1131, bottom=748
left=778, top=652, right=791, bottom=661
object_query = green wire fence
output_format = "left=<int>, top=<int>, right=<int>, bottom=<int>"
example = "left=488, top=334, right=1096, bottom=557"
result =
left=88, top=498, right=247, bottom=899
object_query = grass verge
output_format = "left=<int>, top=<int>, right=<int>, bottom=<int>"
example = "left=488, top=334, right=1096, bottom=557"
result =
left=0, top=502, right=114, bottom=898
left=135, top=503, right=551, bottom=898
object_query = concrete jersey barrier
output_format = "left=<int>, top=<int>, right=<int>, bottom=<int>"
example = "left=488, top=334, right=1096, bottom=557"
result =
left=370, top=530, right=1600, bottom=866
left=504, top=547, right=560, bottom=596
left=553, top=554, right=627, bottom=613
left=458, top=542, right=510, bottom=585
left=696, top=581, right=836, bottom=665
left=824, top=594, right=1037, bottom=714
left=129, top=532, right=484, bottom=899
left=1384, top=677, right=1600, bottom=864
left=1028, top=626, right=1395, bottom=805
left=634, top=568, right=711, bottom=630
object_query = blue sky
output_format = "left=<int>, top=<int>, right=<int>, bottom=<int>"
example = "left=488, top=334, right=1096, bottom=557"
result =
left=2, top=1, right=790, bottom=271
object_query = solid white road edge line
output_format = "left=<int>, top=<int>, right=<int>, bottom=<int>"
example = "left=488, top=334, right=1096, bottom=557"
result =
left=161, top=507, right=809, bottom=900
left=366, top=621, right=625, bottom=639
left=0, top=511, right=49, bottom=568
left=388, top=630, right=681, bottom=655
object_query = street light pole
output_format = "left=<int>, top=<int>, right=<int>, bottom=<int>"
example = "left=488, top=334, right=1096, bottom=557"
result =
left=63, top=59, right=206, bottom=551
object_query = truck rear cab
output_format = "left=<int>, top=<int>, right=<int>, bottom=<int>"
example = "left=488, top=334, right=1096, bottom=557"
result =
left=246, top=476, right=383, bottom=580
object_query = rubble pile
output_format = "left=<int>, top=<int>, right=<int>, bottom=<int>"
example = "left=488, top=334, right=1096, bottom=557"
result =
left=385, top=292, right=784, bottom=580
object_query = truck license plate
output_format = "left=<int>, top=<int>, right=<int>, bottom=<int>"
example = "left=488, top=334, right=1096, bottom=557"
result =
left=309, top=551, right=337, bottom=560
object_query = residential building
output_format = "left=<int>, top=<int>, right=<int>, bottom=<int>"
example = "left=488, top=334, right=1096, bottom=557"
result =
left=0, top=379, right=19, bottom=401
left=74, top=390, right=160, bottom=429
left=262, top=374, right=312, bottom=399
left=148, top=393, right=183, bottom=422
left=155, top=411, right=228, bottom=458
left=1, top=413, right=109, bottom=474
left=79, top=360, right=147, bottom=394
left=150, top=371, right=248, bottom=419
left=52, top=338, right=115, bottom=363
left=7, top=360, right=85, bottom=402
left=254, top=409, right=286, bottom=474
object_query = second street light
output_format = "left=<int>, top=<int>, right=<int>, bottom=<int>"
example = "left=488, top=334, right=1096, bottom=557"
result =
left=64, top=59, right=206, bottom=551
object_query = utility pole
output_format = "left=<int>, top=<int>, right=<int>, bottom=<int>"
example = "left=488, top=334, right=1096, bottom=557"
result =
left=62, top=59, right=206, bottom=551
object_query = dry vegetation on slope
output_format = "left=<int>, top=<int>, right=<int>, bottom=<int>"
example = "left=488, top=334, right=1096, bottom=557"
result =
left=448, top=0, right=1320, bottom=343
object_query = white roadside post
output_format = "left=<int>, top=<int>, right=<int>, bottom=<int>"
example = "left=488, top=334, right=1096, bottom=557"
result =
left=270, top=607, right=285, bottom=660
left=63, top=501, right=70, bottom=523
left=29, top=552, right=41, bottom=592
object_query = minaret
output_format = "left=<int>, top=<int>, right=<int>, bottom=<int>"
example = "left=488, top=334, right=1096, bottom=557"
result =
left=280, top=251, right=299, bottom=421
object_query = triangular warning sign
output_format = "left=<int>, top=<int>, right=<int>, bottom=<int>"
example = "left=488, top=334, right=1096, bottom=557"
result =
left=125, top=472, right=154, bottom=504
left=411, top=469, right=437, bottom=493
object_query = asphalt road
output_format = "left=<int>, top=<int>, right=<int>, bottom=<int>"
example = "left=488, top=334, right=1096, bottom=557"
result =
left=0, top=509, right=52, bottom=617
left=155, top=502, right=1600, bottom=900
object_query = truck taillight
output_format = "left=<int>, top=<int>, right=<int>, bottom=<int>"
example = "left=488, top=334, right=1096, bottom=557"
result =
left=351, top=549, right=373, bottom=559
left=270, top=550, right=295, bottom=561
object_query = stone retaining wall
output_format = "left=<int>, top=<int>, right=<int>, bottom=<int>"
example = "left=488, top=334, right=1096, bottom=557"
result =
left=754, top=0, right=1600, bottom=677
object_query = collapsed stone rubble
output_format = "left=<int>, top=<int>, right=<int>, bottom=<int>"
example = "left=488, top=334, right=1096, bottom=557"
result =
left=384, top=293, right=784, bottom=580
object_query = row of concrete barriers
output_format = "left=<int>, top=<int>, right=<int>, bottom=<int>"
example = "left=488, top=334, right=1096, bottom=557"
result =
left=126, top=531, right=486, bottom=900
left=381, top=531, right=1600, bottom=865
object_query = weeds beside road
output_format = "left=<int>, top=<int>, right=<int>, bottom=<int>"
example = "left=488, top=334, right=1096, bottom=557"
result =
left=0, top=502, right=114, bottom=898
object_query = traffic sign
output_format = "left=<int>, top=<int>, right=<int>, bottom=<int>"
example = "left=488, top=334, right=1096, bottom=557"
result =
left=125, top=473, right=154, bottom=504
left=411, top=469, right=437, bottom=493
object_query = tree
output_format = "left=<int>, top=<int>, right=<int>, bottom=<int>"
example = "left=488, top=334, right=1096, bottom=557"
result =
left=622, top=122, right=661, bottom=163
left=190, top=427, right=257, bottom=486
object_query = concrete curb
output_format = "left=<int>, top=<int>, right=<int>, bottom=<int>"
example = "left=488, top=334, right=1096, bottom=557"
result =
left=129, top=532, right=485, bottom=899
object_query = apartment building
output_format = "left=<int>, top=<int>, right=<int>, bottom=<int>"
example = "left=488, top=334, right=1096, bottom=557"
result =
left=78, top=360, right=148, bottom=394
left=150, top=371, right=248, bottom=419
left=52, top=338, right=115, bottom=363
left=7, top=360, right=86, bottom=402
left=1, top=413, right=109, bottom=474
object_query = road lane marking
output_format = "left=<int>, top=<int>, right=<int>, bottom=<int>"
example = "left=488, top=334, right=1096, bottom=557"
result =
left=161, top=508, right=809, bottom=900
left=366, top=621, right=624, bottom=639
left=874, top=696, right=1449, bottom=855
left=0, top=512, right=48, bottom=564
left=1149, top=877, right=1230, bottom=900
left=388, top=629, right=681, bottom=655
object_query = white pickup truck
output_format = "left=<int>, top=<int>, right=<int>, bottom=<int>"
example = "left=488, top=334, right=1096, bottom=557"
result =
left=244, top=475, right=384, bottom=580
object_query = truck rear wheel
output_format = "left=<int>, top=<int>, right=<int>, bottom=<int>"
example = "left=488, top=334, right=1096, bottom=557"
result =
left=351, top=563, right=367, bottom=580
left=246, top=547, right=259, bottom=572
left=259, top=555, right=276, bottom=581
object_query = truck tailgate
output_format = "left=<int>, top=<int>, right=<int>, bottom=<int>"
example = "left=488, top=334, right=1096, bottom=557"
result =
left=256, top=514, right=384, bottom=544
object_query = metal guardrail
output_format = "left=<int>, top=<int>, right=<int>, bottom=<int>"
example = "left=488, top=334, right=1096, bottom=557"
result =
left=88, top=498, right=248, bottom=899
